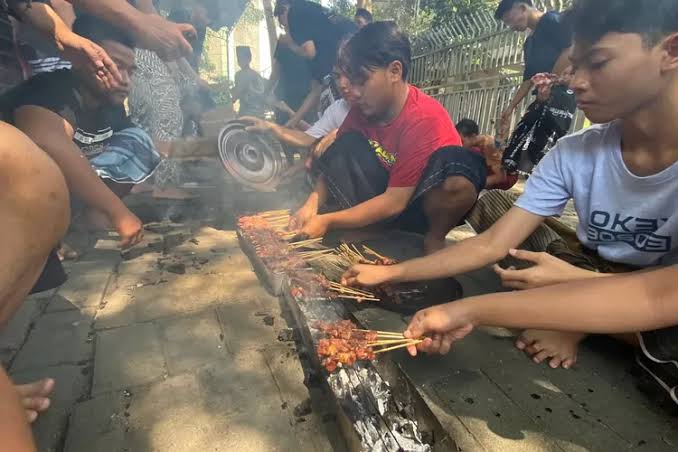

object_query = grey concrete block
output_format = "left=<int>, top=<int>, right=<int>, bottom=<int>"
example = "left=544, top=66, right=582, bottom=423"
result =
left=11, top=310, right=94, bottom=372
left=217, top=303, right=279, bottom=354
left=64, top=391, right=129, bottom=452
left=0, top=296, right=43, bottom=352
left=12, top=364, right=90, bottom=452
left=92, top=323, right=166, bottom=394
left=158, top=310, right=227, bottom=376
left=48, top=272, right=112, bottom=312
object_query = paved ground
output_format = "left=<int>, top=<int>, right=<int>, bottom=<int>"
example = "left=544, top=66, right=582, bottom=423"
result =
left=1, top=222, right=345, bottom=452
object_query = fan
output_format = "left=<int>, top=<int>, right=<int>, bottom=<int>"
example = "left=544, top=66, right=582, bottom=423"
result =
left=218, top=120, right=288, bottom=192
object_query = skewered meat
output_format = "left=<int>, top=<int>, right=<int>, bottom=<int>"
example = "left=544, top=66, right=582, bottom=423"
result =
left=314, top=321, right=378, bottom=371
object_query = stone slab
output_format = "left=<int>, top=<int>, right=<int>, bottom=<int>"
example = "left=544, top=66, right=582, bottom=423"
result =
left=64, top=391, right=129, bottom=452
left=11, top=309, right=94, bottom=372
left=133, top=272, right=272, bottom=322
left=0, top=296, right=43, bottom=352
left=69, top=353, right=295, bottom=452
left=92, top=323, right=167, bottom=394
left=48, top=272, right=112, bottom=312
left=12, top=364, right=90, bottom=452
left=262, top=345, right=341, bottom=452
left=157, top=310, right=227, bottom=376
left=216, top=303, right=279, bottom=354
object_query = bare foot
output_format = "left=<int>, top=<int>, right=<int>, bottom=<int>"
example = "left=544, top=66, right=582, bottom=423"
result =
left=423, top=236, right=446, bottom=255
left=16, top=378, right=54, bottom=423
left=516, top=329, right=587, bottom=369
left=57, top=243, right=79, bottom=261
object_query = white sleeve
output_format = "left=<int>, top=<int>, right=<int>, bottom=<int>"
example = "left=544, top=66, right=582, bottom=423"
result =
left=514, top=141, right=574, bottom=217
left=305, top=100, right=349, bottom=139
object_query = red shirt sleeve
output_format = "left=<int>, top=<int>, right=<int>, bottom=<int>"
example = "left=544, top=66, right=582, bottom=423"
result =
left=388, top=115, right=461, bottom=187
left=337, top=108, right=360, bottom=136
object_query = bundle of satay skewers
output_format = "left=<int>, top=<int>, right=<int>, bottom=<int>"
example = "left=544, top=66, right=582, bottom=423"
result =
left=239, top=210, right=383, bottom=303
left=314, top=321, right=423, bottom=372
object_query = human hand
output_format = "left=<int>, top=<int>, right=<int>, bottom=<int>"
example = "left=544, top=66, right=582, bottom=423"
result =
left=403, top=303, right=475, bottom=356
left=341, top=264, right=396, bottom=288
left=297, top=215, right=330, bottom=239
left=112, top=209, right=144, bottom=249
left=289, top=203, right=317, bottom=230
left=311, top=129, right=338, bottom=160
left=59, top=31, right=122, bottom=90
left=285, top=116, right=301, bottom=129
left=240, top=116, right=272, bottom=133
left=493, top=249, right=595, bottom=290
left=134, top=14, right=196, bottom=61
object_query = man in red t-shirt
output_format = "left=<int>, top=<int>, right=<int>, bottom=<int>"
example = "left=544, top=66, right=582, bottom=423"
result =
left=290, top=22, right=486, bottom=253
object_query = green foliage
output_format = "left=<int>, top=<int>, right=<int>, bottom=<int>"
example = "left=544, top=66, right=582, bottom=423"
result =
left=422, top=0, right=497, bottom=27
left=371, top=0, right=497, bottom=35
left=240, top=0, right=265, bottom=25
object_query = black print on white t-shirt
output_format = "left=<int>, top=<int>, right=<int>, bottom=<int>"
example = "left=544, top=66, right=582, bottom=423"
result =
left=587, top=211, right=671, bottom=253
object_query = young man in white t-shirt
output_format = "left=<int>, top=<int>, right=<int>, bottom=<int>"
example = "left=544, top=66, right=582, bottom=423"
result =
left=344, top=0, right=678, bottom=372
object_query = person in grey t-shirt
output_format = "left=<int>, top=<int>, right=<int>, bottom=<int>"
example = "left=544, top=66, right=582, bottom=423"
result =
left=342, top=0, right=678, bottom=384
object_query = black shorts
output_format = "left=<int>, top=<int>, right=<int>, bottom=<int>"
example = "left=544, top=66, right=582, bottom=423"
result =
left=29, top=249, right=67, bottom=294
left=313, top=132, right=487, bottom=234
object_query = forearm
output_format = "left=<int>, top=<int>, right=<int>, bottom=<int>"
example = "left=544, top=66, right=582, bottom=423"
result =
left=290, top=82, right=321, bottom=124
left=324, top=194, right=406, bottom=231
left=43, top=144, right=129, bottom=218
left=507, top=80, right=532, bottom=111
left=462, top=266, right=678, bottom=334
left=270, top=123, right=315, bottom=148
left=14, top=2, right=73, bottom=49
left=69, top=0, right=144, bottom=36
left=393, top=235, right=507, bottom=283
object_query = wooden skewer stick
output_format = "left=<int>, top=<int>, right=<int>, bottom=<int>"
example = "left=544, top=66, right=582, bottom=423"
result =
left=354, top=329, right=404, bottom=337
left=362, top=246, right=389, bottom=261
left=335, top=295, right=381, bottom=302
left=374, top=340, right=423, bottom=354
left=368, top=338, right=419, bottom=346
left=327, top=283, right=375, bottom=297
left=260, top=209, right=290, bottom=216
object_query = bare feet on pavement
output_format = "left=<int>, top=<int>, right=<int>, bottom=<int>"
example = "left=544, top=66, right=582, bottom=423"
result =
left=16, top=378, right=54, bottom=423
left=516, top=329, right=587, bottom=369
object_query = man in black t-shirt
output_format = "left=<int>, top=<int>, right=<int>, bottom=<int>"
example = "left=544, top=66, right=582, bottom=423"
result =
left=495, top=0, right=575, bottom=173
left=0, top=14, right=159, bottom=249
left=274, top=0, right=355, bottom=128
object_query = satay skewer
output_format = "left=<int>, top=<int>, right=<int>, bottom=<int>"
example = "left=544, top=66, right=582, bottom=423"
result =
left=354, top=329, right=404, bottom=336
left=368, top=338, right=421, bottom=346
left=373, top=340, right=423, bottom=354
left=362, top=246, right=389, bottom=262
left=336, top=295, right=381, bottom=302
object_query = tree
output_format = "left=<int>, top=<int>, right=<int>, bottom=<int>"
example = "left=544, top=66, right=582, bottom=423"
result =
left=421, top=0, right=497, bottom=27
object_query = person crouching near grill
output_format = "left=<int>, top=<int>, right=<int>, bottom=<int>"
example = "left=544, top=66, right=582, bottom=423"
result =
left=290, top=21, right=487, bottom=254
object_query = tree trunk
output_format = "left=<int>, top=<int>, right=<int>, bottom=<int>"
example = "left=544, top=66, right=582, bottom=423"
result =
left=261, top=0, right=277, bottom=58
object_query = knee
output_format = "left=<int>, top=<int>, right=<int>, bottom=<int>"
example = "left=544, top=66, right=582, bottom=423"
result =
left=0, top=123, right=70, bottom=247
left=440, top=176, right=479, bottom=201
